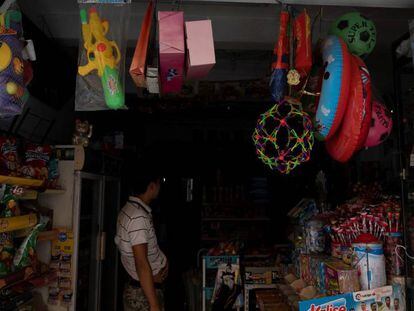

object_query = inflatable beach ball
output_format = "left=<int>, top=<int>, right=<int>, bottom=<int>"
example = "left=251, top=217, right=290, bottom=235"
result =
left=364, top=101, right=393, bottom=148
left=329, top=12, right=376, bottom=57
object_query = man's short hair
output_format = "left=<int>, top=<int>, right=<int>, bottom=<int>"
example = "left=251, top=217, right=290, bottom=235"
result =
left=128, top=162, right=161, bottom=195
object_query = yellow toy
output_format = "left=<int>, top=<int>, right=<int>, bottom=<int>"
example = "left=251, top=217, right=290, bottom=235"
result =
left=78, top=7, right=124, bottom=109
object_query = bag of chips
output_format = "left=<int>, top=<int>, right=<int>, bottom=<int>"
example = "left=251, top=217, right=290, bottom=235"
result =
left=0, top=136, right=20, bottom=176
left=21, top=144, right=51, bottom=180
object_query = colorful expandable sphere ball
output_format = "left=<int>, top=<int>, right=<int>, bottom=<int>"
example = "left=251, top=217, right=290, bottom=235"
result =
left=329, top=12, right=376, bottom=57
left=364, top=100, right=393, bottom=148
left=252, top=97, right=314, bottom=174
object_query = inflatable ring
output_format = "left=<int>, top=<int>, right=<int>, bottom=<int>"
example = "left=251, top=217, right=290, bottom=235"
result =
left=315, top=36, right=351, bottom=140
left=355, top=57, right=372, bottom=150
left=326, top=56, right=371, bottom=162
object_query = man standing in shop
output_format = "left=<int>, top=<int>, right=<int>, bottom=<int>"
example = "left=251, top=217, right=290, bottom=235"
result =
left=115, top=168, right=168, bottom=311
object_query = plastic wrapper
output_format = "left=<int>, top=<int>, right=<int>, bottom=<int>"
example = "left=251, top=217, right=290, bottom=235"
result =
left=13, top=216, right=48, bottom=270
left=324, top=261, right=360, bottom=295
left=0, top=0, right=33, bottom=118
left=0, top=136, right=20, bottom=177
left=75, top=0, right=130, bottom=111
left=21, top=143, right=51, bottom=180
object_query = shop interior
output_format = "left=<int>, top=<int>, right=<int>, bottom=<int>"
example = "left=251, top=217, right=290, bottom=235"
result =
left=0, top=0, right=414, bottom=310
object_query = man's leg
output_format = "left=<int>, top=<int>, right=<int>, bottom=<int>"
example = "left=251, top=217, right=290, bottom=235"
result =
left=123, top=283, right=150, bottom=311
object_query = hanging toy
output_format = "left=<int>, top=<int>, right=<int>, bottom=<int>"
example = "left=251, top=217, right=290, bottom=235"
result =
left=270, top=10, right=289, bottom=102
left=326, top=56, right=371, bottom=162
left=364, top=100, right=393, bottom=148
left=329, top=12, right=376, bottom=58
left=294, top=10, right=312, bottom=80
left=315, top=36, right=351, bottom=140
left=78, top=7, right=125, bottom=110
left=252, top=97, right=314, bottom=174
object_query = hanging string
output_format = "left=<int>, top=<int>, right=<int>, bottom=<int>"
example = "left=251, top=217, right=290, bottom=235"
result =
left=395, top=244, right=414, bottom=262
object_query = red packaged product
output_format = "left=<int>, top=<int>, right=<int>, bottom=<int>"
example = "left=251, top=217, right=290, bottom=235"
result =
left=0, top=136, right=20, bottom=176
left=21, top=144, right=51, bottom=180
left=294, top=10, right=312, bottom=78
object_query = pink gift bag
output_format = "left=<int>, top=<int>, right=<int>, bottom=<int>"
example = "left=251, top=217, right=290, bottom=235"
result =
left=185, top=20, right=215, bottom=80
left=158, top=11, right=184, bottom=94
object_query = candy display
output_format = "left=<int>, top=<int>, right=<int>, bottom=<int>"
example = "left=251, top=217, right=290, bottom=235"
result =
left=352, top=235, right=387, bottom=290
left=252, top=97, right=314, bottom=174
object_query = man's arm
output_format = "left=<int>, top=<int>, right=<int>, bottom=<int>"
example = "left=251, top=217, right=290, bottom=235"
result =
left=132, top=244, right=160, bottom=311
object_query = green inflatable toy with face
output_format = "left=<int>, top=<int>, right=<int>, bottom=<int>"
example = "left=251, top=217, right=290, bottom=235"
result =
left=329, top=12, right=376, bottom=57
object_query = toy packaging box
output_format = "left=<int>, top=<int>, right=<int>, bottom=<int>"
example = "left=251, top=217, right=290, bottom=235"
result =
left=300, top=253, right=329, bottom=292
left=158, top=11, right=185, bottom=94
left=324, top=261, right=360, bottom=295
left=185, top=19, right=215, bottom=80
left=245, top=267, right=278, bottom=285
left=350, top=285, right=405, bottom=311
left=299, top=293, right=351, bottom=311
left=299, top=285, right=405, bottom=311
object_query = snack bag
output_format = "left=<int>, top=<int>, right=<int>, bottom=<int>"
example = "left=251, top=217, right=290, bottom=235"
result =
left=47, top=157, right=59, bottom=189
left=13, top=217, right=48, bottom=270
left=0, top=232, right=14, bottom=277
left=21, top=143, right=51, bottom=180
left=0, top=137, right=20, bottom=176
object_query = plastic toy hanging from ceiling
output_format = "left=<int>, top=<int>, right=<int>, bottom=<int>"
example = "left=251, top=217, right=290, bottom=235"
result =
left=252, top=97, right=314, bottom=174
left=0, top=0, right=33, bottom=119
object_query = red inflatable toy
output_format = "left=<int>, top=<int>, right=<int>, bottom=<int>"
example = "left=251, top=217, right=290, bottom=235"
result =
left=326, top=55, right=371, bottom=162
left=355, top=57, right=372, bottom=150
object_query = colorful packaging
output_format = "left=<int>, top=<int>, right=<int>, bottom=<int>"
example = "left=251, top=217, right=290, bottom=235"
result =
left=21, top=143, right=51, bottom=180
left=185, top=20, right=215, bottom=80
left=0, top=137, right=20, bottom=176
left=299, top=285, right=405, bottom=311
left=350, top=285, right=405, bottom=311
left=299, top=292, right=351, bottom=311
left=0, top=232, right=14, bottom=277
left=158, top=11, right=185, bottom=94
left=324, top=261, right=360, bottom=295
left=13, top=218, right=47, bottom=270
left=305, top=219, right=325, bottom=253
left=352, top=242, right=387, bottom=290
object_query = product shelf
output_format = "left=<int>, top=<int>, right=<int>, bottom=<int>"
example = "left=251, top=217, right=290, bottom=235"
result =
left=20, top=189, right=66, bottom=200
left=0, top=214, right=37, bottom=233
left=0, top=175, right=44, bottom=187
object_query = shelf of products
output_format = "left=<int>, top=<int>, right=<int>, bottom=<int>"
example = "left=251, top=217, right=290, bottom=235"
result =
left=0, top=213, right=37, bottom=233
left=0, top=175, right=44, bottom=187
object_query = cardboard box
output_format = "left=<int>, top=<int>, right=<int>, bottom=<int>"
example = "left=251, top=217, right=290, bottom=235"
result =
left=299, top=285, right=405, bottom=311
left=158, top=11, right=184, bottom=94
left=185, top=20, right=215, bottom=80
left=245, top=267, right=278, bottom=285
left=324, top=261, right=360, bottom=295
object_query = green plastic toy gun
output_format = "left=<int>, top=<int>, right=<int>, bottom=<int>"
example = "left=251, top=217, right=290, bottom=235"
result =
left=78, top=7, right=124, bottom=110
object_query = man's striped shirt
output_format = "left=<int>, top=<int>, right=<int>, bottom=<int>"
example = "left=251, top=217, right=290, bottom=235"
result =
left=115, top=196, right=166, bottom=280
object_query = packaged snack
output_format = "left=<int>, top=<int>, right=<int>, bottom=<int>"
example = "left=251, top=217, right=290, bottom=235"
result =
left=61, top=289, right=73, bottom=307
left=13, top=218, right=48, bottom=270
left=0, top=232, right=14, bottom=277
left=47, top=157, right=59, bottom=189
left=21, top=144, right=51, bottom=180
left=0, top=137, right=20, bottom=176
left=324, top=261, right=360, bottom=295
left=48, top=287, right=60, bottom=305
